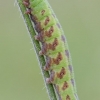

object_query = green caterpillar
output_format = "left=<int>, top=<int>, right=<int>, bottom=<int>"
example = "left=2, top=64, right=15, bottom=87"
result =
left=23, top=0, right=79, bottom=100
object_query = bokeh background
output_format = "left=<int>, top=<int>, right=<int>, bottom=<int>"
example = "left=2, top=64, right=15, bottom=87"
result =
left=0, top=0, right=100, bottom=100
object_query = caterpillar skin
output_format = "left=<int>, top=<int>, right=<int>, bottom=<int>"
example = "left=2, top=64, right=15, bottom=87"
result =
left=23, top=0, right=79, bottom=100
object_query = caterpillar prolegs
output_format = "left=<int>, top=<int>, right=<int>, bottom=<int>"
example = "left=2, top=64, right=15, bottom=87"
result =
left=23, top=0, right=79, bottom=100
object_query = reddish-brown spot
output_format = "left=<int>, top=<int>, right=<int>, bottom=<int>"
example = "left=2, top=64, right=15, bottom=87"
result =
left=66, top=95, right=70, bottom=100
left=53, top=52, right=63, bottom=65
left=41, top=10, right=45, bottom=15
left=57, top=67, right=66, bottom=79
left=45, top=26, right=54, bottom=37
left=45, top=31, right=51, bottom=37
left=44, top=16, right=50, bottom=26
left=48, top=43, right=52, bottom=50
left=62, top=81, right=68, bottom=91
left=52, top=38, right=58, bottom=50
left=49, top=26, right=54, bottom=33
left=47, top=38, right=58, bottom=51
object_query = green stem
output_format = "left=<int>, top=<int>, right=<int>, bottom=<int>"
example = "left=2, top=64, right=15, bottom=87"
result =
left=16, top=0, right=57, bottom=100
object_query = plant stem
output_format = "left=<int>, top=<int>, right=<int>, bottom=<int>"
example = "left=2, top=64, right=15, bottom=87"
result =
left=16, top=0, right=57, bottom=100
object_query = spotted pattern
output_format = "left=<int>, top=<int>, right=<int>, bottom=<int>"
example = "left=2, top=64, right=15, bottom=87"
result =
left=23, top=0, right=78, bottom=100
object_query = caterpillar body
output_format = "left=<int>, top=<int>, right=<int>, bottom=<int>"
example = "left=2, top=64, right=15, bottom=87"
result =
left=23, top=0, right=79, bottom=100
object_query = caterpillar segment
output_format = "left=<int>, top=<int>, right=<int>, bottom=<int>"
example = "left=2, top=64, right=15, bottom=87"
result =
left=44, top=52, right=68, bottom=71
left=39, top=37, right=66, bottom=55
left=23, top=0, right=78, bottom=100
left=34, top=24, right=62, bottom=42
left=34, top=15, right=59, bottom=33
left=30, top=1, right=51, bottom=20
left=46, top=67, right=70, bottom=84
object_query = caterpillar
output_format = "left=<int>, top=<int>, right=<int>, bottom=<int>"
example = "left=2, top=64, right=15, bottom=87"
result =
left=23, top=0, right=79, bottom=100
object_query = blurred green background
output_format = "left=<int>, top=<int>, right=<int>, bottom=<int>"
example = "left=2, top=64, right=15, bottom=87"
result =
left=0, top=0, right=100, bottom=100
